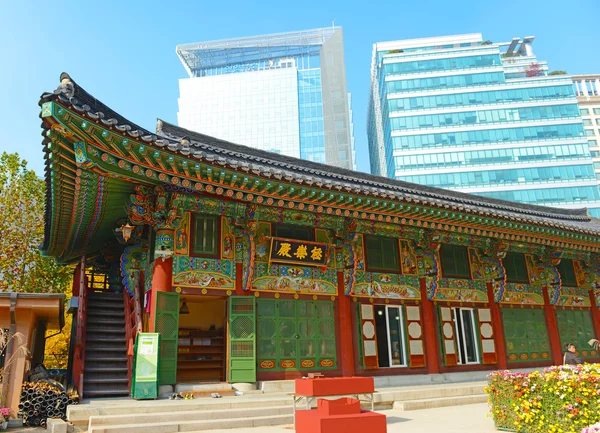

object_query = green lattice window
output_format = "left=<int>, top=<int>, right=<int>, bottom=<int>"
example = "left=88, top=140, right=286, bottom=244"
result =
left=503, top=252, right=529, bottom=283
left=502, top=308, right=551, bottom=363
left=365, top=235, right=400, bottom=272
left=192, top=214, right=218, bottom=256
left=273, top=223, right=314, bottom=241
left=440, top=244, right=470, bottom=278
left=556, top=309, right=597, bottom=359
left=257, top=299, right=336, bottom=371
left=557, top=259, right=577, bottom=287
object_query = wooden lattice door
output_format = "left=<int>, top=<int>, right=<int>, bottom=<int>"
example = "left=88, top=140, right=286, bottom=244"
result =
left=154, top=291, right=179, bottom=385
left=228, top=296, right=256, bottom=382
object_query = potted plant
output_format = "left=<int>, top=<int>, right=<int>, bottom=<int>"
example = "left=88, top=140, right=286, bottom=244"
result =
left=0, top=408, right=11, bottom=430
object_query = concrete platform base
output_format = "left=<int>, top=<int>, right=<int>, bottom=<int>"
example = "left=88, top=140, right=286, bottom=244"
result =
left=175, top=382, right=233, bottom=393
left=393, top=394, right=488, bottom=410
left=232, top=383, right=257, bottom=392
left=67, top=374, right=504, bottom=432
left=47, top=418, right=68, bottom=433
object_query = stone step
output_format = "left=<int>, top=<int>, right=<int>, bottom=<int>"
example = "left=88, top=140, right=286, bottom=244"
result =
left=86, top=356, right=128, bottom=362
left=87, top=300, right=125, bottom=308
left=89, top=405, right=292, bottom=427
left=175, top=383, right=233, bottom=393
left=83, top=373, right=128, bottom=382
left=86, top=336, right=126, bottom=343
left=374, top=382, right=486, bottom=406
left=85, top=366, right=128, bottom=373
left=84, top=389, right=130, bottom=398
left=392, top=394, right=488, bottom=411
left=257, top=370, right=496, bottom=393
left=87, top=318, right=125, bottom=326
left=86, top=362, right=128, bottom=371
left=84, top=377, right=129, bottom=384
left=86, top=327, right=126, bottom=335
left=88, top=310, right=125, bottom=318
left=88, top=413, right=293, bottom=433
left=88, top=292, right=123, bottom=299
left=86, top=345, right=126, bottom=352
left=68, top=395, right=293, bottom=426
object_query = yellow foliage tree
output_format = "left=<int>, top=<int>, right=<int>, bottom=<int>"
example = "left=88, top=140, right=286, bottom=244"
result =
left=0, top=152, right=73, bottom=368
left=44, top=311, right=72, bottom=369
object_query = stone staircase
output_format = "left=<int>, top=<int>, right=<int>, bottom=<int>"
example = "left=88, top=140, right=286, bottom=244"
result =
left=68, top=380, right=488, bottom=432
left=71, top=394, right=294, bottom=433
left=83, top=292, right=129, bottom=398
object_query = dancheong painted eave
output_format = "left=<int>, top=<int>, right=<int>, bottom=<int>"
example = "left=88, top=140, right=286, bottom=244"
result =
left=39, top=73, right=600, bottom=262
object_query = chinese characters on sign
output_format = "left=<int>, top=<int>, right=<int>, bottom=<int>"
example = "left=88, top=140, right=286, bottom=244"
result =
left=269, top=238, right=329, bottom=266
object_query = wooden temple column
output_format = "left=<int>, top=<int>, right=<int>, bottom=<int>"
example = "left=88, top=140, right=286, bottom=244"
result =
left=149, top=228, right=174, bottom=332
left=337, top=272, right=355, bottom=377
left=486, top=282, right=508, bottom=370
left=235, top=263, right=245, bottom=296
left=419, top=278, right=439, bottom=374
left=588, top=289, right=600, bottom=340
left=542, top=287, right=563, bottom=365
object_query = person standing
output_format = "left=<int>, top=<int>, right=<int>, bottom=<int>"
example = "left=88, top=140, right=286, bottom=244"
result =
left=563, top=343, right=583, bottom=365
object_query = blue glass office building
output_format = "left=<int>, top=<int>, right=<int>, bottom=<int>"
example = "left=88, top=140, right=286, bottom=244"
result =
left=368, top=33, right=600, bottom=215
left=177, top=27, right=354, bottom=170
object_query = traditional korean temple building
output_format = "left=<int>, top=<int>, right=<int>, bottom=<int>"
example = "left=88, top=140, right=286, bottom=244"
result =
left=40, top=73, right=600, bottom=398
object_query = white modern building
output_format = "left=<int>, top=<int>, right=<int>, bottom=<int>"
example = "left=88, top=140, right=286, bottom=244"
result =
left=176, top=27, right=355, bottom=170
left=572, top=74, right=600, bottom=181
left=368, top=33, right=600, bottom=216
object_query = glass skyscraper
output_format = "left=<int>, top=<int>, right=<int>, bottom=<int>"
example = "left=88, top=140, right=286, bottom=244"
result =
left=176, top=27, right=355, bottom=170
left=368, top=33, right=600, bottom=215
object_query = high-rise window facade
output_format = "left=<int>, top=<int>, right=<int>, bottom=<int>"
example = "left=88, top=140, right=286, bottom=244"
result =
left=176, top=27, right=354, bottom=170
left=368, top=34, right=600, bottom=215
left=572, top=74, right=600, bottom=216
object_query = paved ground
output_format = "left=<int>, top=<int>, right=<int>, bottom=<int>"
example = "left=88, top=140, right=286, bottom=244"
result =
left=201, top=402, right=497, bottom=433
left=6, top=402, right=496, bottom=433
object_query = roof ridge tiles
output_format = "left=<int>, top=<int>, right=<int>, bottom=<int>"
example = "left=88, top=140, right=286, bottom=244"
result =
left=39, top=73, right=599, bottom=232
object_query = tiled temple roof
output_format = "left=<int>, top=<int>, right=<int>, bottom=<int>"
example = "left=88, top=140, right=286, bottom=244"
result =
left=39, top=73, right=600, bottom=238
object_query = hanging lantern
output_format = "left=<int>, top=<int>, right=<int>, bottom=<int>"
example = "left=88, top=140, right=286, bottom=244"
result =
left=121, top=223, right=134, bottom=241
left=179, top=299, right=190, bottom=315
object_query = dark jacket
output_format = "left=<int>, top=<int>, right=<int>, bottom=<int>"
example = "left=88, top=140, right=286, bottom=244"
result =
left=564, top=351, right=582, bottom=365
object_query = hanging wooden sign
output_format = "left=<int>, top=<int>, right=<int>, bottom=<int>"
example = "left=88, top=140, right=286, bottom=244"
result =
left=269, top=238, right=329, bottom=267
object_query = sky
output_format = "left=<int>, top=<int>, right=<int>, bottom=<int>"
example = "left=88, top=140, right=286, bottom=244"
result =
left=1, top=0, right=599, bottom=176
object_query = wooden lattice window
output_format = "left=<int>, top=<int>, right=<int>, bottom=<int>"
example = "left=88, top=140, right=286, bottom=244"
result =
left=440, top=244, right=470, bottom=278
left=191, top=214, right=219, bottom=257
left=365, top=235, right=400, bottom=273
left=273, top=223, right=314, bottom=242
left=502, top=308, right=551, bottom=362
left=503, top=252, right=529, bottom=283
left=557, top=259, right=577, bottom=287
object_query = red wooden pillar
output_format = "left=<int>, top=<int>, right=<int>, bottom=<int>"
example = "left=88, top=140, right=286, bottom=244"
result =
left=337, top=272, right=355, bottom=377
left=588, top=290, right=600, bottom=340
left=235, top=263, right=245, bottom=296
left=420, top=278, right=439, bottom=374
left=542, top=287, right=563, bottom=365
left=486, top=282, right=508, bottom=370
left=149, top=257, right=173, bottom=332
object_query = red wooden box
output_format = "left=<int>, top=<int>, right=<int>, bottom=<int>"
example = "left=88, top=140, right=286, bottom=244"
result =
left=295, top=377, right=375, bottom=396
left=318, top=398, right=361, bottom=415
left=296, top=398, right=386, bottom=433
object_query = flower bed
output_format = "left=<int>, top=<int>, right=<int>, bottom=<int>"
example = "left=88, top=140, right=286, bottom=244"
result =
left=486, top=364, right=600, bottom=433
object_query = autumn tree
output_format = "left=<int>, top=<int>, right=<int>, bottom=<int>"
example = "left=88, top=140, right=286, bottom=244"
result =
left=0, top=152, right=72, bottom=368
left=0, top=152, right=71, bottom=292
